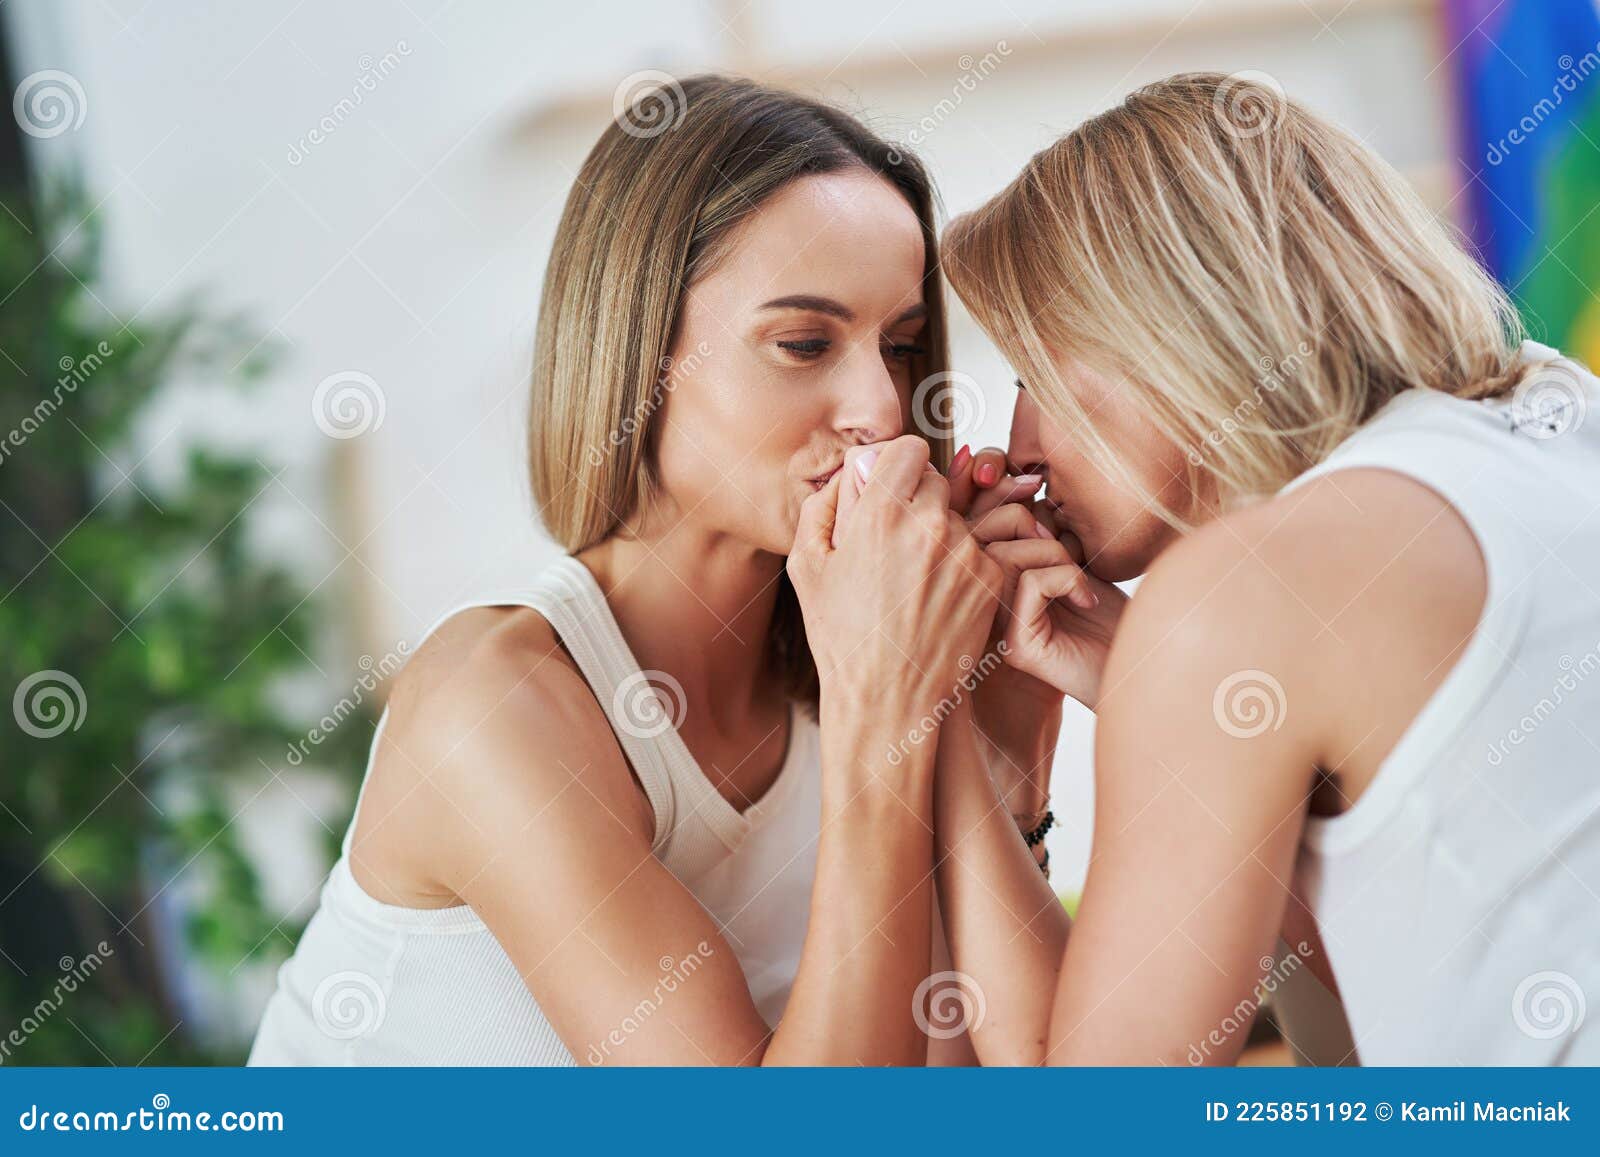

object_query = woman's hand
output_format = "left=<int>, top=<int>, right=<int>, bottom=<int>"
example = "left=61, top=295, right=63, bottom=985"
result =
left=961, top=500, right=1072, bottom=814
left=789, top=435, right=1003, bottom=722
left=945, top=445, right=1127, bottom=711
left=940, top=446, right=1065, bottom=811
left=989, top=521, right=1126, bottom=711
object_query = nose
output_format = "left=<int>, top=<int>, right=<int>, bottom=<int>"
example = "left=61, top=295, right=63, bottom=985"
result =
left=833, top=345, right=905, bottom=444
left=1008, top=389, right=1047, bottom=475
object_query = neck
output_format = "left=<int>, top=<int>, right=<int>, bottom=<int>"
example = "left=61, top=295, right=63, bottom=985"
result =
left=578, top=517, right=786, bottom=732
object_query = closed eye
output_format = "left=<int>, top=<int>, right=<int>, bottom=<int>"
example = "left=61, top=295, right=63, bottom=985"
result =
left=777, top=338, right=830, bottom=359
left=883, top=342, right=926, bottom=363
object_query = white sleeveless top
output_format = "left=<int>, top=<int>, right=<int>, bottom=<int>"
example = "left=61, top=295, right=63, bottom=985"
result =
left=248, top=557, right=822, bottom=1065
left=1284, top=343, right=1600, bottom=1065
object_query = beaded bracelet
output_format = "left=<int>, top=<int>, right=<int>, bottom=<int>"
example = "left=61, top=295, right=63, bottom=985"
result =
left=1018, top=809, right=1055, bottom=848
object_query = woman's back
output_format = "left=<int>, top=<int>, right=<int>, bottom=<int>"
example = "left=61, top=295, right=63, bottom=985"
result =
left=1283, top=346, right=1600, bottom=1063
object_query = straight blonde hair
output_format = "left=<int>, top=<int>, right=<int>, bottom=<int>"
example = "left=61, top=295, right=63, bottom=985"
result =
left=944, top=71, right=1533, bottom=523
left=529, top=74, right=950, bottom=704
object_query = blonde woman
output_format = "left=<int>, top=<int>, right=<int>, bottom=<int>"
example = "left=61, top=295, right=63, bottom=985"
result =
left=249, top=75, right=1007, bottom=1066
left=929, top=73, right=1600, bottom=1065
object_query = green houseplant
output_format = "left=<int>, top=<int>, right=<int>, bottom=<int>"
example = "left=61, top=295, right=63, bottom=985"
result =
left=0, top=178, right=370, bottom=1064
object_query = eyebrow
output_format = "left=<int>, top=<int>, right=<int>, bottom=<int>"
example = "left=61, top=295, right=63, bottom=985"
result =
left=757, top=295, right=928, bottom=326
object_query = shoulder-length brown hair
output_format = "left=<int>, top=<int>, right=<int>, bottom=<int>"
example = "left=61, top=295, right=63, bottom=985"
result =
left=529, top=74, right=951, bottom=706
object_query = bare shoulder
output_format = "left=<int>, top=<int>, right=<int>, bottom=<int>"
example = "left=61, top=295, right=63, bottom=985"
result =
left=1110, top=467, right=1486, bottom=768
left=356, top=605, right=654, bottom=889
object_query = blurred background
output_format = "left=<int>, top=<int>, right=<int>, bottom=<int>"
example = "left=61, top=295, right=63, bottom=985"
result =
left=1, top=0, right=1595, bottom=1064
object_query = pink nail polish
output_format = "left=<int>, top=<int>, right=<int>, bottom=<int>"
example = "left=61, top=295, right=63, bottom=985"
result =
left=855, top=450, right=878, bottom=481
left=947, top=444, right=972, bottom=478
left=975, top=462, right=999, bottom=486
left=1034, top=520, right=1054, bottom=540
left=1013, top=474, right=1042, bottom=489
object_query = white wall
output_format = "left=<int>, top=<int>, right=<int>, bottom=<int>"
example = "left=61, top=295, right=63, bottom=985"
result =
left=6, top=1, right=1451, bottom=1001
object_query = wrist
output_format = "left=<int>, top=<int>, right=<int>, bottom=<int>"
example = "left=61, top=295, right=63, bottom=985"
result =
left=977, top=701, right=1061, bottom=816
left=819, top=692, right=937, bottom=784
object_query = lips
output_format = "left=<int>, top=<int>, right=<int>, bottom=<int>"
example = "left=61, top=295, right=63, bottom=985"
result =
left=806, top=464, right=843, bottom=491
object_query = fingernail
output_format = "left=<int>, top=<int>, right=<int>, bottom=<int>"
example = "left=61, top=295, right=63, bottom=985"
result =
left=975, top=462, right=999, bottom=486
left=1033, top=520, right=1054, bottom=540
left=1012, top=474, right=1042, bottom=489
left=947, top=444, right=972, bottom=478
left=1070, top=588, right=1098, bottom=610
left=855, top=450, right=878, bottom=481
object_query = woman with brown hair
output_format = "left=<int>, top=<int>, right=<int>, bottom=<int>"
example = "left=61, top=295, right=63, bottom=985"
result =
left=249, top=75, right=1006, bottom=1066
left=929, top=71, right=1600, bottom=1065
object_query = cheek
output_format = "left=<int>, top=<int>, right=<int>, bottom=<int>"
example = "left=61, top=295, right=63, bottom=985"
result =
left=649, top=369, right=824, bottom=535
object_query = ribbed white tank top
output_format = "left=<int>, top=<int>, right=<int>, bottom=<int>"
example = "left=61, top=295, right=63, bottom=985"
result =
left=1284, top=343, right=1600, bottom=1064
left=248, top=557, right=821, bottom=1065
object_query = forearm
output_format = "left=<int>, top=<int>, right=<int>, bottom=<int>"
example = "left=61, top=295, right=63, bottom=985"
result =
left=764, top=697, right=936, bottom=1066
left=934, top=700, right=1069, bottom=1066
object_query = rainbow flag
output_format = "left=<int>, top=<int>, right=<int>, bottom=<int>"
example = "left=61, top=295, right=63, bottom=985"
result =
left=1446, top=0, right=1600, bottom=368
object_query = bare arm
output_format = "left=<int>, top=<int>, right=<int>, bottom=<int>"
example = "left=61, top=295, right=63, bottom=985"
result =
left=932, top=697, right=1068, bottom=1065
left=1045, top=472, right=1484, bottom=1063
left=406, top=640, right=946, bottom=1066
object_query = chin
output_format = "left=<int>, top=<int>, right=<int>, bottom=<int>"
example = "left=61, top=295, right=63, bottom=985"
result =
left=1083, top=523, right=1177, bottom=583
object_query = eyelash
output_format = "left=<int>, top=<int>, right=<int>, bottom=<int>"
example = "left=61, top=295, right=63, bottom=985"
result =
left=774, top=339, right=927, bottom=363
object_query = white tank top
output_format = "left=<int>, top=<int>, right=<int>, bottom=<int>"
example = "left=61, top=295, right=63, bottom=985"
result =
left=248, top=557, right=822, bottom=1065
left=1284, top=342, right=1600, bottom=1065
